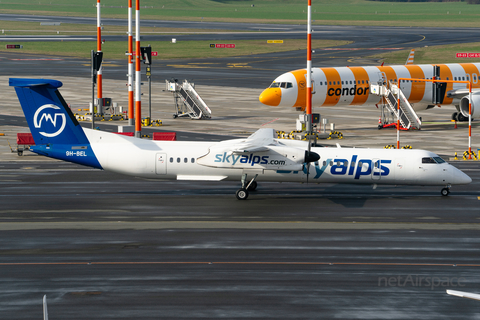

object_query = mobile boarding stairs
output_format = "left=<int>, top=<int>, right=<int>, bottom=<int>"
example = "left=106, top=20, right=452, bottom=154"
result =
left=166, top=80, right=212, bottom=120
left=370, top=80, right=421, bottom=130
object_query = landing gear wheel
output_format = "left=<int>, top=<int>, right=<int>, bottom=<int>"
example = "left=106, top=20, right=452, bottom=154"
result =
left=452, top=112, right=458, bottom=121
left=247, top=181, right=257, bottom=191
left=378, top=125, right=383, bottom=130
left=441, top=188, right=450, bottom=197
left=172, top=114, right=178, bottom=119
left=236, top=188, right=249, bottom=200
left=457, top=113, right=467, bottom=122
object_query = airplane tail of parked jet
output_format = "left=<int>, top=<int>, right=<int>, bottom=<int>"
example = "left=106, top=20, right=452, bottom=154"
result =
left=405, top=49, right=415, bottom=65
left=10, top=78, right=471, bottom=199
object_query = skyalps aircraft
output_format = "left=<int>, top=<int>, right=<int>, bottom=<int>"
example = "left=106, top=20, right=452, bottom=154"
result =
left=10, top=78, right=471, bottom=199
left=259, top=60, right=480, bottom=122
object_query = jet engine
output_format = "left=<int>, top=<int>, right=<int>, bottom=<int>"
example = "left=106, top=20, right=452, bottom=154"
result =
left=459, top=94, right=480, bottom=118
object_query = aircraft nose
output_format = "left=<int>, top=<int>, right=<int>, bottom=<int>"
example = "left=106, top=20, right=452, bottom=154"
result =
left=259, top=88, right=281, bottom=106
left=454, top=168, right=472, bottom=185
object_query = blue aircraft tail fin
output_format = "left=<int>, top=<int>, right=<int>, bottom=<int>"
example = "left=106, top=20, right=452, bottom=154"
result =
left=9, top=78, right=89, bottom=146
left=9, top=78, right=102, bottom=169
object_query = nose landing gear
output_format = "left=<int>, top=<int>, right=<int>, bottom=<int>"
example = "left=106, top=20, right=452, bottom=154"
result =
left=236, top=174, right=258, bottom=200
left=441, top=185, right=451, bottom=196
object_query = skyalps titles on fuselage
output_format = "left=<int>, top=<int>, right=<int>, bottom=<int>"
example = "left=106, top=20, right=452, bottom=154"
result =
left=259, top=63, right=480, bottom=121
left=10, top=78, right=471, bottom=200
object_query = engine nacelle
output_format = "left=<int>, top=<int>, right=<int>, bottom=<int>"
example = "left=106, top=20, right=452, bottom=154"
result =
left=460, top=94, right=480, bottom=118
left=197, top=145, right=319, bottom=171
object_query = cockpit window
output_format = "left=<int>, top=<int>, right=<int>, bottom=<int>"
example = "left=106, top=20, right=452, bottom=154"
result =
left=270, top=82, right=293, bottom=89
left=422, top=157, right=436, bottom=164
left=422, top=157, right=446, bottom=164
left=433, top=156, right=446, bottom=164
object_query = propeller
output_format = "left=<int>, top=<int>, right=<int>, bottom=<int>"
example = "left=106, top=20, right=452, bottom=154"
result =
left=304, top=142, right=320, bottom=183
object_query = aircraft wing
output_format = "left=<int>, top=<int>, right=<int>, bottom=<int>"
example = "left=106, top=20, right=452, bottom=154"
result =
left=446, top=290, right=480, bottom=301
left=446, top=88, right=480, bottom=99
left=228, top=128, right=275, bottom=153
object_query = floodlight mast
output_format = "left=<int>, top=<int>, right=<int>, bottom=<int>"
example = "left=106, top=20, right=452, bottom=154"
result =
left=135, top=0, right=142, bottom=138
left=305, top=0, right=313, bottom=134
left=97, top=0, right=102, bottom=104
left=127, top=0, right=134, bottom=126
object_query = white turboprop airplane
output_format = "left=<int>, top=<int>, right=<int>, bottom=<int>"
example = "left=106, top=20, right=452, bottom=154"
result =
left=10, top=78, right=471, bottom=199
left=259, top=60, right=480, bottom=122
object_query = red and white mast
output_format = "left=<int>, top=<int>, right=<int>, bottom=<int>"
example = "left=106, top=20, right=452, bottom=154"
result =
left=306, top=0, right=313, bottom=133
left=134, top=0, right=141, bottom=137
left=127, top=0, right=134, bottom=125
left=97, top=0, right=102, bottom=107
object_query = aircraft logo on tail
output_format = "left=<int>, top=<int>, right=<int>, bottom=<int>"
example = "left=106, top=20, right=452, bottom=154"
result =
left=33, top=104, right=66, bottom=137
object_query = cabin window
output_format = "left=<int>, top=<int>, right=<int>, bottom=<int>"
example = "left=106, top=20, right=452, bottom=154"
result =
left=184, top=157, right=188, bottom=163
left=191, top=158, right=195, bottom=163
left=358, top=161, right=363, bottom=167
left=170, top=157, right=173, bottom=163
left=177, top=157, right=181, bottom=163
left=329, top=81, right=332, bottom=85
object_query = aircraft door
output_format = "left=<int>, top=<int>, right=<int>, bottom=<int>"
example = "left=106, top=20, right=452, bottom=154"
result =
left=156, top=153, right=167, bottom=175
left=372, top=158, right=381, bottom=180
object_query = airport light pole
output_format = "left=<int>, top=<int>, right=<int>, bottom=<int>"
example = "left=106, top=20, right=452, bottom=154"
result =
left=97, top=0, right=103, bottom=111
left=91, top=50, right=95, bottom=130
left=135, top=0, right=142, bottom=138
left=305, top=0, right=313, bottom=134
left=127, top=0, right=134, bottom=126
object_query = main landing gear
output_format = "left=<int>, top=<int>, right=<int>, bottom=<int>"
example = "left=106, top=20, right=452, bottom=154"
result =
left=441, top=185, right=451, bottom=197
left=452, top=112, right=472, bottom=122
left=236, top=174, right=258, bottom=200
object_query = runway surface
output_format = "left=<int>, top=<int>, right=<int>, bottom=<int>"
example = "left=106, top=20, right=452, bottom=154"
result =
left=0, top=160, right=479, bottom=319
left=0, top=18, right=480, bottom=319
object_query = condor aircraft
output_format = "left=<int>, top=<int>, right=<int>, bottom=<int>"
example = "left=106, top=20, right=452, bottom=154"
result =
left=10, top=78, right=471, bottom=199
left=259, top=62, right=480, bottom=122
